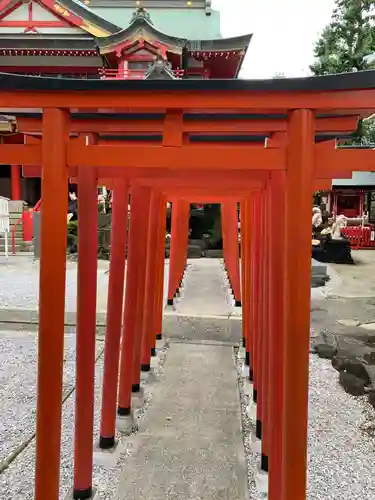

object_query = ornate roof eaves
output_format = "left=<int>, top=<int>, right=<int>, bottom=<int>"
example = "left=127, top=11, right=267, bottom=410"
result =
left=58, top=0, right=121, bottom=34
left=97, top=17, right=187, bottom=54
left=0, top=0, right=122, bottom=36
left=97, top=24, right=252, bottom=57
left=187, top=33, right=253, bottom=52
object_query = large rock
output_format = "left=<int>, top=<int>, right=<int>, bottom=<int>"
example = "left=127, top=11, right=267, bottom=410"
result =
left=331, top=355, right=371, bottom=385
left=339, top=371, right=366, bottom=396
left=312, top=330, right=338, bottom=359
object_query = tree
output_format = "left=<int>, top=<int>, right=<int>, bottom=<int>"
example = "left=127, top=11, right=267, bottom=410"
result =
left=310, top=0, right=375, bottom=75
left=310, top=0, right=375, bottom=144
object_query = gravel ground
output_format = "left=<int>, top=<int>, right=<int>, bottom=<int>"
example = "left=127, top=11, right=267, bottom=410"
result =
left=0, top=256, right=170, bottom=315
left=0, top=256, right=109, bottom=312
left=0, top=333, right=169, bottom=500
left=0, top=330, right=82, bottom=466
left=237, top=351, right=375, bottom=500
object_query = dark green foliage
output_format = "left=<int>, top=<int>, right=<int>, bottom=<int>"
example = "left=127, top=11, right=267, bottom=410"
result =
left=67, top=220, right=78, bottom=252
left=310, top=1, right=375, bottom=76
left=310, top=0, right=375, bottom=144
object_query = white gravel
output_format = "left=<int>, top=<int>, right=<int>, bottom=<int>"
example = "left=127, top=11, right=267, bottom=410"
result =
left=0, top=330, right=168, bottom=500
left=237, top=352, right=375, bottom=500
left=0, top=256, right=110, bottom=313
left=0, top=331, right=80, bottom=466
left=0, top=256, right=170, bottom=315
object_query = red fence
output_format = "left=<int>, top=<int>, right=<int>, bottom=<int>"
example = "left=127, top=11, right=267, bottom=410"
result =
left=342, top=225, right=375, bottom=249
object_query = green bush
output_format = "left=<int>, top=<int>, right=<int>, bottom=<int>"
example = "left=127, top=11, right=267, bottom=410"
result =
left=67, top=220, right=78, bottom=251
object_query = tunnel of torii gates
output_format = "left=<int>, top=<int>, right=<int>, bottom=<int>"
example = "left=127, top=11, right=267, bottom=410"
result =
left=2, top=71, right=375, bottom=500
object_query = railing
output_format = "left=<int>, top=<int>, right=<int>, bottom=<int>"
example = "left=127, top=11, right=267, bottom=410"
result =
left=98, top=68, right=184, bottom=80
left=22, top=69, right=186, bottom=80
left=0, top=196, right=10, bottom=257
left=11, top=199, right=41, bottom=255
left=342, top=225, right=375, bottom=249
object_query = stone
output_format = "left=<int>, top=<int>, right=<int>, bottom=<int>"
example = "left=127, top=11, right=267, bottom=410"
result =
left=131, top=388, right=146, bottom=409
left=93, top=441, right=123, bottom=468
left=368, top=391, right=375, bottom=408
left=337, top=319, right=361, bottom=327
left=360, top=322, right=375, bottom=331
left=315, top=343, right=337, bottom=359
left=116, top=412, right=135, bottom=434
left=254, top=463, right=268, bottom=494
left=339, top=371, right=366, bottom=396
left=331, top=356, right=371, bottom=385
left=313, top=330, right=338, bottom=359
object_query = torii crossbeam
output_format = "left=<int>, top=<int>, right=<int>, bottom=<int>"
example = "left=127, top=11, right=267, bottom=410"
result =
left=1, top=71, right=375, bottom=500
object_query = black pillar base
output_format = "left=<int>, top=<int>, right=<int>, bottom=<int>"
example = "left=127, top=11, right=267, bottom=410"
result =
left=141, top=363, right=150, bottom=372
left=156, top=333, right=162, bottom=340
left=256, top=419, right=262, bottom=440
left=167, top=298, right=174, bottom=306
left=99, top=435, right=115, bottom=450
left=151, top=347, right=156, bottom=357
left=117, top=406, right=131, bottom=416
left=245, top=351, right=250, bottom=366
left=235, top=300, right=242, bottom=307
left=261, top=453, right=269, bottom=472
left=132, top=383, right=140, bottom=393
left=73, top=487, right=92, bottom=500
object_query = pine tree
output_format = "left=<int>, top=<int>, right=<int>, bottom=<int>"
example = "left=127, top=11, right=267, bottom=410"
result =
left=310, top=0, right=375, bottom=75
left=311, top=1, right=375, bottom=143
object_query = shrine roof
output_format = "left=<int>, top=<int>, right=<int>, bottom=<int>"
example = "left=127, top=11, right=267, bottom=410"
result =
left=0, top=34, right=98, bottom=51
left=332, top=171, right=375, bottom=186
left=96, top=8, right=252, bottom=54
left=92, top=7, right=221, bottom=40
left=0, top=0, right=121, bottom=36
left=1, top=68, right=375, bottom=93
left=88, top=1, right=220, bottom=40
left=57, top=0, right=121, bottom=33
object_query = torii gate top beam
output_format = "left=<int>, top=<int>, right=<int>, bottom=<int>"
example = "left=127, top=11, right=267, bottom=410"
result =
left=0, top=71, right=375, bottom=113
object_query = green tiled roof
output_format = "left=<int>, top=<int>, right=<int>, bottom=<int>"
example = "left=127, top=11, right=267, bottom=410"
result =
left=90, top=7, right=222, bottom=39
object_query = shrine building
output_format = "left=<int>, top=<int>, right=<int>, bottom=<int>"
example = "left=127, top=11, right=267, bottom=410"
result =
left=0, top=0, right=252, bottom=203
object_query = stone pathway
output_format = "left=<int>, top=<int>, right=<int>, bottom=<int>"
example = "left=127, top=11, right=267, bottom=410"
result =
left=174, top=259, right=233, bottom=317
left=163, top=259, right=240, bottom=344
left=115, top=342, right=247, bottom=500
left=113, top=259, right=246, bottom=499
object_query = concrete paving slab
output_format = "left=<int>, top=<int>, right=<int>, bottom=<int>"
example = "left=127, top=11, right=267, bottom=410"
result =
left=326, top=250, right=375, bottom=299
left=175, top=260, right=233, bottom=317
left=115, top=343, right=247, bottom=500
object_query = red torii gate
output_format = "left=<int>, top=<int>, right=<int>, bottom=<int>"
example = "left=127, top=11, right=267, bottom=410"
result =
left=2, top=72, right=375, bottom=500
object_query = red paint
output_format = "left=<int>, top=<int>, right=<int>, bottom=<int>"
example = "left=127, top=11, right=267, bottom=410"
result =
left=141, top=192, right=160, bottom=367
left=222, top=201, right=241, bottom=304
left=0, top=0, right=21, bottom=20
left=251, top=193, right=261, bottom=401
left=34, top=108, right=69, bottom=500
left=99, top=180, right=129, bottom=446
left=21, top=210, right=33, bottom=241
left=153, top=198, right=167, bottom=339
left=11, top=164, right=21, bottom=200
left=269, top=171, right=286, bottom=500
left=73, top=166, right=98, bottom=496
left=132, top=186, right=152, bottom=382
